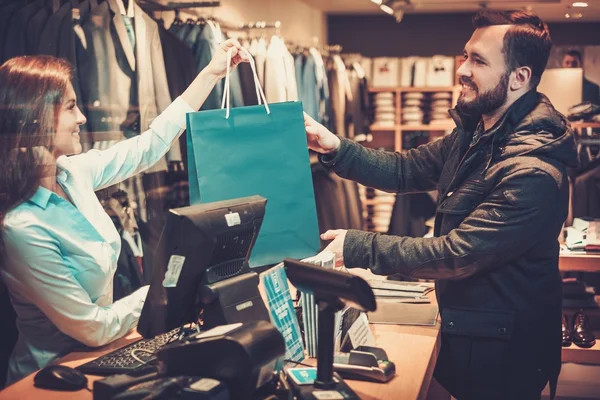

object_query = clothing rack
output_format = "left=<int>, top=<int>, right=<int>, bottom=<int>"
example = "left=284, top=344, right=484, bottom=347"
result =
left=323, top=44, right=343, bottom=54
left=239, top=21, right=281, bottom=29
left=138, top=0, right=221, bottom=10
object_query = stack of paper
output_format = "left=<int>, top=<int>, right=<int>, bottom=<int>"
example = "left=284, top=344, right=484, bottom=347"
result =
left=298, top=251, right=336, bottom=357
left=566, top=218, right=600, bottom=252
left=368, top=279, right=434, bottom=303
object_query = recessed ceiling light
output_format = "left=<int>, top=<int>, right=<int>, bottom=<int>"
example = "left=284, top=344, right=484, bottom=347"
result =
left=380, top=4, right=394, bottom=15
left=572, top=2, right=588, bottom=7
left=573, top=12, right=583, bottom=19
left=565, top=12, right=571, bottom=18
left=371, top=0, right=383, bottom=5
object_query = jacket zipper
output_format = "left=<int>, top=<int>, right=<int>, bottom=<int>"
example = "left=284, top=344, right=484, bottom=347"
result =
left=444, top=134, right=481, bottom=198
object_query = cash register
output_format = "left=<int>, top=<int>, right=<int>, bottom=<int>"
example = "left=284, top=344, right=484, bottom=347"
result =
left=79, top=196, right=285, bottom=399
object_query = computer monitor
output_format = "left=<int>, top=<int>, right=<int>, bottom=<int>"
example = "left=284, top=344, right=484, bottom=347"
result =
left=137, top=195, right=269, bottom=338
left=538, top=68, right=583, bottom=115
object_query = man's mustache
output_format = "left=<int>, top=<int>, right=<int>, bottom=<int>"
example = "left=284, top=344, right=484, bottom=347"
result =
left=459, top=77, right=477, bottom=91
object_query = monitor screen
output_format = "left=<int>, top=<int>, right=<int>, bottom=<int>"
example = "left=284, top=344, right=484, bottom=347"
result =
left=137, top=195, right=266, bottom=338
left=538, top=68, right=583, bottom=115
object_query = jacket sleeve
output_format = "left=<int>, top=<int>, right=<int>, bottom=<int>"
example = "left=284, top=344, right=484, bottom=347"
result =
left=64, top=96, right=194, bottom=191
left=343, top=167, right=562, bottom=279
left=319, top=133, right=455, bottom=194
left=2, top=223, right=149, bottom=348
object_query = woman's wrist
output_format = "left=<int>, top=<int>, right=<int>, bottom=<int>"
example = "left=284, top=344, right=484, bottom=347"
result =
left=181, top=69, right=223, bottom=110
left=199, top=68, right=222, bottom=87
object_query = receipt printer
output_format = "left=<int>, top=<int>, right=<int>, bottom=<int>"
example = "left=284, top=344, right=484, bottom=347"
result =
left=333, top=346, right=396, bottom=383
left=157, top=321, right=285, bottom=399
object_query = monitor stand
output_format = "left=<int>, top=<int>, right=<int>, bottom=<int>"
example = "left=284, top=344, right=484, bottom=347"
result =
left=199, top=271, right=270, bottom=330
left=289, top=298, right=361, bottom=400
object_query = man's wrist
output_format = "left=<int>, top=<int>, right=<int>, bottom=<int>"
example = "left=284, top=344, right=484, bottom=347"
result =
left=326, top=136, right=341, bottom=155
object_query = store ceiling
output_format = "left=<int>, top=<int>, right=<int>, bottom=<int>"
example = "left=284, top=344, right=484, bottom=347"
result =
left=301, top=0, right=600, bottom=22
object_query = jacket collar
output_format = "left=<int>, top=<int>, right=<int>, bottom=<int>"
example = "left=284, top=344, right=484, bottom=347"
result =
left=449, top=89, right=539, bottom=137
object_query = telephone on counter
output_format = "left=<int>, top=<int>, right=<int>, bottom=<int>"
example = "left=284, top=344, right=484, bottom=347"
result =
left=333, top=346, right=396, bottom=383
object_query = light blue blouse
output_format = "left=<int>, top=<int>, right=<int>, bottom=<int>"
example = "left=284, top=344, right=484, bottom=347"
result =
left=1, top=97, right=194, bottom=384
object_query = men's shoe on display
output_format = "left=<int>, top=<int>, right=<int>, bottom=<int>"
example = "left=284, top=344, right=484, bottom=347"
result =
left=572, top=310, right=596, bottom=349
left=562, top=314, right=572, bottom=347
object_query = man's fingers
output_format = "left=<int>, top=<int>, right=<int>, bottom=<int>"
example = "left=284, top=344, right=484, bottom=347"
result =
left=320, top=230, right=341, bottom=240
left=306, top=125, right=318, bottom=135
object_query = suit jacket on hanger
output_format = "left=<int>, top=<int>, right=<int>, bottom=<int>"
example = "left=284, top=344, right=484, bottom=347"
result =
left=0, top=1, right=25, bottom=64
left=26, top=2, right=53, bottom=55
left=158, top=25, right=197, bottom=170
left=82, top=0, right=174, bottom=168
left=2, top=0, right=45, bottom=61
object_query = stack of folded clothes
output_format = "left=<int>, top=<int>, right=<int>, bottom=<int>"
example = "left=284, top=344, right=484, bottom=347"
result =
left=401, top=92, right=425, bottom=125
left=372, top=92, right=396, bottom=128
left=429, top=92, right=453, bottom=125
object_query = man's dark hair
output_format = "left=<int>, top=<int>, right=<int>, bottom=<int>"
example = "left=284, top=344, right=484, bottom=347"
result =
left=472, top=10, right=552, bottom=88
left=564, top=49, right=583, bottom=64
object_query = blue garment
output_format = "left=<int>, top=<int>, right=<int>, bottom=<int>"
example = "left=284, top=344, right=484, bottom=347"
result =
left=183, top=24, right=202, bottom=53
left=192, top=24, right=222, bottom=110
left=295, top=53, right=319, bottom=121
left=1, top=97, right=194, bottom=385
left=171, top=22, right=191, bottom=43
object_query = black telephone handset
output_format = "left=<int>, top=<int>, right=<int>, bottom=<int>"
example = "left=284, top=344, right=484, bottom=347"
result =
left=333, top=346, right=396, bottom=383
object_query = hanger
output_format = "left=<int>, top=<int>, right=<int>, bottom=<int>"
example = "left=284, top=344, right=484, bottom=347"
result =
left=172, top=9, right=183, bottom=25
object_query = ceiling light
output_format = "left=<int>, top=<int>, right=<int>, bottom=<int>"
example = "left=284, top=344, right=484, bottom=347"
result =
left=573, top=12, right=583, bottom=19
left=380, top=4, right=394, bottom=15
left=572, top=2, right=588, bottom=7
left=370, top=0, right=383, bottom=5
left=565, top=12, right=571, bottom=18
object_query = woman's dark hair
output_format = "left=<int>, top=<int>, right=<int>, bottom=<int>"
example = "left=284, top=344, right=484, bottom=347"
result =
left=0, top=56, right=73, bottom=231
left=473, top=10, right=552, bottom=88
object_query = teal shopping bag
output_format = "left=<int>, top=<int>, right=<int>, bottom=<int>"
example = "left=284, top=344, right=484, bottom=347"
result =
left=186, top=49, right=320, bottom=267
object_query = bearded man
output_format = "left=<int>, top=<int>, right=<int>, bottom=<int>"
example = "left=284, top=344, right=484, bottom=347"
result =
left=303, top=10, right=578, bottom=400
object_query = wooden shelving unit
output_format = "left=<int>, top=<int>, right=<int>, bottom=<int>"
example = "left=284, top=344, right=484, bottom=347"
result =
left=572, top=122, right=600, bottom=130
left=368, top=86, right=460, bottom=152
left=559, top=252, right=600, bottom=364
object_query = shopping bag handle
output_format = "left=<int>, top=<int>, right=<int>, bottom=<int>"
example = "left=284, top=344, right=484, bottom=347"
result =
left=220, top=47, right=270, bottom=119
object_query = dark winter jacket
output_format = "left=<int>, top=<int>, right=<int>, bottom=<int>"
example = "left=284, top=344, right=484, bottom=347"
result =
left=320, top=90, right=578, bottom=399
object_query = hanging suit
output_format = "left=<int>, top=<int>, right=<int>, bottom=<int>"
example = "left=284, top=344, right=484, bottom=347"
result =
left=2, top=0, right=45, bottom=61
left=0, top=1, right=25, bottom=64
left=82, top=0, right=175, bottom=220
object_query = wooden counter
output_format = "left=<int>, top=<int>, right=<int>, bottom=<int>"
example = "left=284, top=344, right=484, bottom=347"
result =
left=0, top=266, right=441, bottom=400
left=0, top=321, right=441, bottom=400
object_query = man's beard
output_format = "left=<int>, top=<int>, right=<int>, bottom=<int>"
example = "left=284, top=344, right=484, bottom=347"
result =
left=456, top=71, right=510, bottom=116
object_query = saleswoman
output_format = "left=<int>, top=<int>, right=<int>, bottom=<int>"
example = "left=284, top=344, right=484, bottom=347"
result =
left=0, top=38, right=247, bottom=385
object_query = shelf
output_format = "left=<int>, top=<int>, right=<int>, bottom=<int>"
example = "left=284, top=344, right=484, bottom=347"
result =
left=401, top=86, right=457, bottom=92
left=369, top=125, right=397, bottom=132
left=572, top=122, right=600, bottom=129
left=369, top=87, right=401, bottom=93
left=559, top=252, right=600, bottom=273
left=562, top=337, right=600, bottom=364
left=369, top=86, right=457, bottom=93
left=400, top=124, right=454, bottom=131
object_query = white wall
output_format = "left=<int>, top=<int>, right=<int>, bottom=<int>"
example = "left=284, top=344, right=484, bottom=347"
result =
left=156, top=0, right=327, bottom=47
